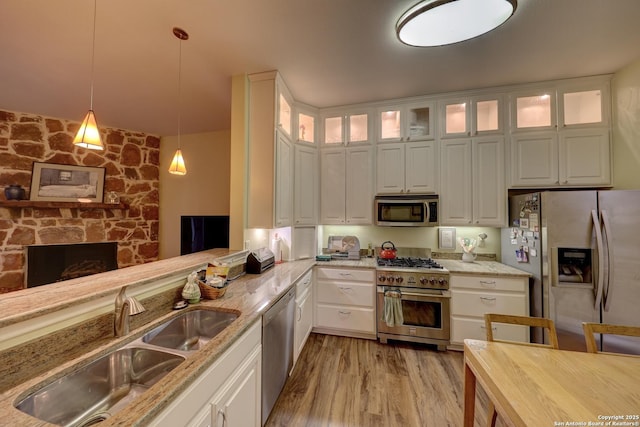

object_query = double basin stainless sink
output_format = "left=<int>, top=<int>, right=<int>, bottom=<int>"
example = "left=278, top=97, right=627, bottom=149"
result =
left=15, top=308, right=239, bottom=427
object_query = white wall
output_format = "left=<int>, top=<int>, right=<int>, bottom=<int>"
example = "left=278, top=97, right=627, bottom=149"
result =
left=612, top=57, right=640, bottom=189
left=159, top=130, right=231, bottom=259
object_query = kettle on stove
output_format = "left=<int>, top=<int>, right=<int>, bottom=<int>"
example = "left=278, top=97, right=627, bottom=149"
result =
left=379, top=241, right=397, bottom=260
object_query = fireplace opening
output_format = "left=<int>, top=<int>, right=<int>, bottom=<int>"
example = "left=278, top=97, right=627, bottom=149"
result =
left=26, top=242, right=118, bottom=288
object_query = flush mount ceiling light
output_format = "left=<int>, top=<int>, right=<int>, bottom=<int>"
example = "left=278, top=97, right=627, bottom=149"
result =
left=74, top=0, right=104, bottom=150
left=168, top=27, right=189, bottom=176
left=396, top=0, right=517, bottom=47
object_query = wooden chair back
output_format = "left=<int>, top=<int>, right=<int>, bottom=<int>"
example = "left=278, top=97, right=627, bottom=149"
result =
left=582, top=322, right=640, bottom=354
left=484, top=313, right=560, bottom=349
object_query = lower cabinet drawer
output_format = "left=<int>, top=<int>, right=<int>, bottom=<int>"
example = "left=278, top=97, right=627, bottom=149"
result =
left=315, top=304, right=375, bottom=333
left=316, top=281, right=374, bottom=307
left=451, top=290, right=528, bottom=317
left=315, top=267, right=374, bottom=283
left=451, top=316, right=528, bottom=344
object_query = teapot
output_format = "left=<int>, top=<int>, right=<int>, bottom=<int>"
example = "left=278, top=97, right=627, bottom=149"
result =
left=379, top=241, right=397, bottom=260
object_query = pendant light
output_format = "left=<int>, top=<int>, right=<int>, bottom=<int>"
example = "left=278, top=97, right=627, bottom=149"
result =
left=168, top=27, right=189, bottom=175
left=73, top=0, right=104, bottom=150
left=396, top=0, right=517, bottom=47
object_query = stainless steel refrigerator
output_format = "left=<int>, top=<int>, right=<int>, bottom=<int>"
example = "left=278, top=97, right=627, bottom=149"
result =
left=500, top=190, right=640, bottom=353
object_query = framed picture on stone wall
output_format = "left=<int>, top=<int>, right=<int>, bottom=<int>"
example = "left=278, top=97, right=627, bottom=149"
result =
left=29, top=162, right=106, bottom=203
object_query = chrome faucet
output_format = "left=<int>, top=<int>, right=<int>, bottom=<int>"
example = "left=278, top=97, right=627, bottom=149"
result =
left=114, top=286, right=146, bottom=337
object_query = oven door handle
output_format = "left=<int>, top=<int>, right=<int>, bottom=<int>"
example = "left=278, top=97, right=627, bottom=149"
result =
left=387, top=289, right=450, bottom=299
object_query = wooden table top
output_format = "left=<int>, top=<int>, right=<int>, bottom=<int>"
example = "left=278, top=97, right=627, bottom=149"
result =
left=464, top=339, right=640, bottom=427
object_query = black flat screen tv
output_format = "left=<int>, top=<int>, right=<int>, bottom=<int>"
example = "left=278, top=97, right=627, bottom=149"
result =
left=180, top=215, right=230, bottom=255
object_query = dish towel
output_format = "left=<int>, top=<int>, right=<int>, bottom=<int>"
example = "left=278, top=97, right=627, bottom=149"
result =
left=383, top=289, right=404, bottom=327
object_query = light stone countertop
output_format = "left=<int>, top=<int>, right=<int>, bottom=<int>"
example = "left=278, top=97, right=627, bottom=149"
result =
left=314, top=256, right=530, bottom=277
left=0, top=254, right=315, bottom=426
left=437, top=259, right=531, bottom=277
left=0, top=253, right=527, bottom=426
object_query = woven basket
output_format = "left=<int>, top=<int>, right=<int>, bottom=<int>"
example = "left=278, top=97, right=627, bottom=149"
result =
left=198, top=280, right=227, bottom=300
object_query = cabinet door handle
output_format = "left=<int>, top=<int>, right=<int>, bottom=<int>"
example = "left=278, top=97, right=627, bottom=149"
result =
left=218, top=409, right=227, bottom=427
left=338, top=286, right=353, bottom=293
left=298, top=306, right=302, bottom=322
left=338, top=310, right=352, bottom=316
left=479, top=280, right=496, bottom=287
left=480, top=296, right=497, bottom=302
left=339, top=272, right=353, bottom=277
left=480, top=325, right=497, bottom=331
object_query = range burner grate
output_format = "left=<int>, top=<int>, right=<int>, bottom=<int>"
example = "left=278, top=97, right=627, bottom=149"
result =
left=376, top=257, right=444, bottom=269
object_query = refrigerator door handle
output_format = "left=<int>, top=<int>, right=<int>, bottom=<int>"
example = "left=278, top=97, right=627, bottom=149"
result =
left=591, top=209, right=605, bottom=309
left=601, top=210, right=614, bottom=312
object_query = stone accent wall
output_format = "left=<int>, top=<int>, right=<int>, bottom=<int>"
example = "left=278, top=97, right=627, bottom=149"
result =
left=0, top=109, right=161, bottom=293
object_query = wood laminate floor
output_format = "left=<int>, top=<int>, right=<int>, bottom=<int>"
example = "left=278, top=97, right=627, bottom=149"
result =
left=266, top=333, right=503, bottom=427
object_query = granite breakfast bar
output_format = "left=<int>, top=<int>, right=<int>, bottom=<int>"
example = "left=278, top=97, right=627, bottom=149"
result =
left=0, top=249, right=315, bottom=426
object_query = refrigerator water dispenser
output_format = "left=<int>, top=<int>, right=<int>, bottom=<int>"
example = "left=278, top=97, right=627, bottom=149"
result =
left=556, top=248, right=592, bottom=285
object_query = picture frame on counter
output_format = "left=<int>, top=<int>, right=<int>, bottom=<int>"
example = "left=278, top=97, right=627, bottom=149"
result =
left=29, top=162, right=106, bottom=203
left=438, top=227, right=456, bottom=250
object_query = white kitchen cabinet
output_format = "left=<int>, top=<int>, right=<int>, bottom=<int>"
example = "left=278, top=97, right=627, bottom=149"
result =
left=319, top=146, right=373, bottom=224
left=275, top=131, right=293, bottom=227
left=150, top=320, right=262, bottom=427
left=510, top=88, right=557, bottom=131
left=210, top=345, right=261, bottom=427
left=439, top=95, right=503, bottom=139
left=440, top=136, right=506, bottom=226
left=511, top=127, right=610, bottom=187
left=277, top=84, right=293, bottom=139
left=509, top=76, right=612, bottom=188
left=296, top=106, right=317, bottom=144
left=472, top=137, right=506, bottom=226
left=294, top=270, right=314, bottom=366
left=313, top=267, right=376, bottom=339
left=376, top=141, right=438, bottom=194
left=247, top=71, right=294, bottom=228
left=321, top=109, right=371, bottom=145
left=293, top=144, right=318, bottom=225
left=449, top=274, right=529, bottom=350
left=378, top=101, right=435, bottom=142
left=559, top=128, right=610, bottom=186
left=510, top=131, right=558, bottom=186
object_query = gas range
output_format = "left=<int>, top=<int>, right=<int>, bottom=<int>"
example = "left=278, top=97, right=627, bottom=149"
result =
left=376, top=256, right=449, bottom=290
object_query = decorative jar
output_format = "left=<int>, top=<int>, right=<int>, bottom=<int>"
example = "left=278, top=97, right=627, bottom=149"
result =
left=4, top=185, right=25, bottom=200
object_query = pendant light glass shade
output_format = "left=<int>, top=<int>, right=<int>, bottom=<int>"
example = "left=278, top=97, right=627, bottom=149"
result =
left=73, top=109, right=103, bottom=150
left=74, top=0, right=103, bottom=150
left=168, top=148, right=187, bottom=175
left=396, top=0, right=517, bottom=47
left=168, top=27, right=189, bottom=176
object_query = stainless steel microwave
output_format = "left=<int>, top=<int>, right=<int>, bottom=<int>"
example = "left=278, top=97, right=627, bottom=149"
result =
left=374, top=196, right=439, bottom=227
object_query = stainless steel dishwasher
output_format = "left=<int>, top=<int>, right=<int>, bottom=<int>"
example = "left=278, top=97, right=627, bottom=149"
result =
left=262, top=287, right=295, bottom=425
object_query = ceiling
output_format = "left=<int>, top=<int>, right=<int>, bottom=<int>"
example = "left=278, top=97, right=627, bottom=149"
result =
left=2, top=0, right=640, bottom=137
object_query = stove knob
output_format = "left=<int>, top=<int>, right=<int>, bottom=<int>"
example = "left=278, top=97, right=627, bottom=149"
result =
left=429, top=277, right=437, bottom=285
left=395, top=276, right=403, bottom=284
left=439, top=277, right=447, bottom=286
left=420, top=277, right=428, bottom=285
left=378, top=275, right=386, bottom=283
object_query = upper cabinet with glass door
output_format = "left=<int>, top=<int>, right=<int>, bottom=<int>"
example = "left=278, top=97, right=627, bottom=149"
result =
left=510, top=88, right=557, bottom=131
left=378, top=101, right=435, bottom=142
left=321, top=109, right=371, bottom=145
left=510, top=77, right=609, bottom=131
left=557, top=79, right=610, bottom=129
left=439, top=95, right=503, bottom=138
left=276, top=77, right=294, bottom=139
left=295, top=104, right=318, bottom=145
